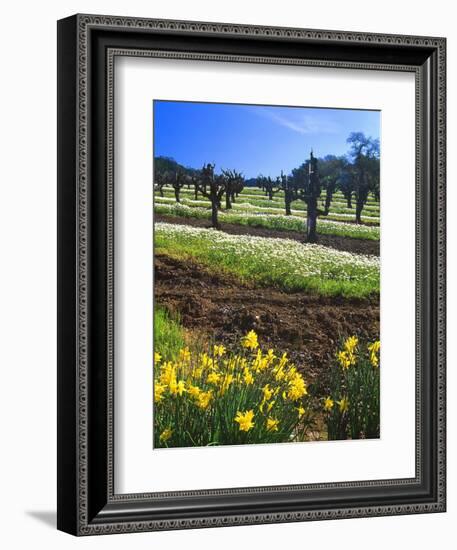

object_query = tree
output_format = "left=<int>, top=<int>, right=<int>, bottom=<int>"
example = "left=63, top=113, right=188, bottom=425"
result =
left=318, top=155, right=348, bottom=215
left=338, top=169, right=354, bottom=209
left=195, top=163, right=227, bottom=229
left=222, top=169, right=244, bottom=209
left=291, top=151, right=322, bottom=243
left=277, top=170, right=296, bottom=216
left=346, top=132, right=380, bottom=223
left=257, top=175, right=281, bottom=200
left=154, top=170, right=168, bottom=197
left=154, top=156, right=200, bottom=200
left=154, top=156, right=181, bottom=175
left=171, top=170, right=187, bottom=203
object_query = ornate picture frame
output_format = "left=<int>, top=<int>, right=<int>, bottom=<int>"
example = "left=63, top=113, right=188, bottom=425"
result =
left=57, top=14, right=446, bottom=535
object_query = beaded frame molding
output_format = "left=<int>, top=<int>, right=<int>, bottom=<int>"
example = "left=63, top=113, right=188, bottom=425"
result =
left=57, top=14, right=446, bottom=536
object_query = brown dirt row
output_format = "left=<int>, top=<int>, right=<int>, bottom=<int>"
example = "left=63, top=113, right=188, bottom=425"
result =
left=155, top=253, right=380, bottom=389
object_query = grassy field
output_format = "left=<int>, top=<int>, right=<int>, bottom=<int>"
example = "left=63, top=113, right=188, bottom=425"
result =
left=156, top=195, right=380, bottom=225
left=154, top=185, right=381, bottom=446
left=154, top=202, right=380, bottom=241
left=162, top=184, right=379, bottom=201
left=155, top=222, right=380, bottom=298
left=159, top=186, right=380, bottom=224
left=154, top=305, right=185, bottom=361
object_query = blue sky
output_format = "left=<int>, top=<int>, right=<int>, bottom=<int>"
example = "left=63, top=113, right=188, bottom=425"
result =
left=154, top=100, right=380, bottom=179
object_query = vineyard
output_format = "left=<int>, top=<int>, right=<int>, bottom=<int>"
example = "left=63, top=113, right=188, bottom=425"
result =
left=153, top=126, right=381, bottom=448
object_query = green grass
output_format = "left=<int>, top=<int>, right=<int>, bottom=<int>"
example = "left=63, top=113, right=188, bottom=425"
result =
left=154, top=202, right=380, bottom=241
left=155, top=222, right=380, bottom=298
left=160, top=187, right=380, bottom=220
left=192, top=186, right=379, bottom=206
left=158, top=195, right=379, bottom=224
left=154, top=305, right=185, bottom=361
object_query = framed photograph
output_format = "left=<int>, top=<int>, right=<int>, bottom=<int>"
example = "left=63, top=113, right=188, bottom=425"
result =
left=57, top=14, right=446, bottom=535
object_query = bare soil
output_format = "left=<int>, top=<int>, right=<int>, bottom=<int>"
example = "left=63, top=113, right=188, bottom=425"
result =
left=155, top=253, right=379, bottom=390
left=155, top=214, right=379, bottom=256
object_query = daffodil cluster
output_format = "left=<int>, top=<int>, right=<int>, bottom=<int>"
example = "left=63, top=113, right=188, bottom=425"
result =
left=154, top=331, right=312, bottom=448
left=325, top=336, right=381, bottom=441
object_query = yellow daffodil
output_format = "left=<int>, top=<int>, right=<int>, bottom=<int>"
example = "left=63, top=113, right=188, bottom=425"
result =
left=200, top=353, right=213, bottom=370
left=338, top=396, right=349, bottom=413
left=241, top=330, right=259, bottom=350
left=225, top=357, right=237, bottom=371
left=296, top=406, right=305, bottom=418
left=274, top=366, right=285, bottom=382
left=262, top=384, right=273, bottom=402
left=193, top=366, right=203, bottom=379
left=243, top=367, right=254, bottom=385
left=197, top=390, right=212, bottom=410
left=278, top=352, right=288, bottom=369
left=154, top=382, right=166, bottom=403
left=337, top=350, right=351, bottom=370
left=170, top=379, right=186, bottom=397
left=213, top=344, right=226, bottom=357
left=207, top=371, right=221, bottom=385
left=344, top=336, right=358, bottom=354
left=154, top=351, right=162, bottom=364
left=287, top=373, right=307, bottom=401
left=252, top=349, right=266, bottom=372
left=159, top=362, right=176, bottom=386
left=266, top=417, right=279, bottom=432
left=274, top=354, right=289, bottom=381
left=368, top=340, right=381, bottom=367
left=324, top=396, right=334, bottom=411
left=337, top=337, right=358, bottom=370
left=286, top=366, right=297, bottom=380
left=265, top=349, right=276, bottom=365
left=219, top=373, right=234, bottom=395
left=234, top=410, right=255, bottom=432
left=187, top=384, right=201, bottom=398
left=159, top=428, right=173, bottom=442
left=260, top=399, right=276, bottom=414
left=179, top=347, right=191, bottom=363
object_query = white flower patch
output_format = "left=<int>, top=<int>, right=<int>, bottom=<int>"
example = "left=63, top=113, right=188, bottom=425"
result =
left=154, top=202, right=380, bottom=240
left=158, top=186, right=380, bottom=219
left=155, top=222, right=380, bottom=285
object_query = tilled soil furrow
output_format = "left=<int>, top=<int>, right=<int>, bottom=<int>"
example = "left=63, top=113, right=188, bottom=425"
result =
left=155, top=253, right=379, bottom=386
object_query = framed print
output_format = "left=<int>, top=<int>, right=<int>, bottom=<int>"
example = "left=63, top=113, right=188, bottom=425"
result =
left=57, top=14, right=446, bottom=535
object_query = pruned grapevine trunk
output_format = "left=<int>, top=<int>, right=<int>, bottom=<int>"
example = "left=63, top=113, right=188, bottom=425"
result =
left=355, top=200, right=363, bottom=224
left=285, top=193, right=292, bottom=216
left=211, top=198, right=220, bottom=229
left=324, top=186, right=334, bottom=216
left=306, top=199, right=318, bottom=243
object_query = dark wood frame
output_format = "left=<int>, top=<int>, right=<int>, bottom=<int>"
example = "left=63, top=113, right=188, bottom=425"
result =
left=57, top=13, right=446, bottom=536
